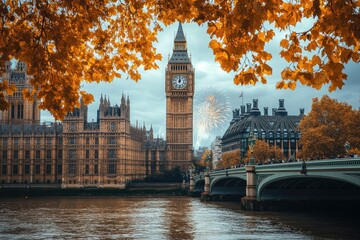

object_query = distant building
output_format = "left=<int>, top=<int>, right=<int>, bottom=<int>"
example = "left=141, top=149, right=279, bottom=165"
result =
left=0, top=62, right=165, bottom=188
left=221, top=99, right=304, bottom=160
left=211, top=136, right=222, bottom=169
left=194, top=146, right=208, bottom=160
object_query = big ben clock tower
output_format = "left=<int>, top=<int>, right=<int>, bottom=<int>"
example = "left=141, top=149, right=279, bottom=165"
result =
left=165, top=23, right=194, bottom=170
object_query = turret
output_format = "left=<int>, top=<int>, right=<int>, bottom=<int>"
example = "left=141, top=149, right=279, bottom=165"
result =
left=149, top=125, right=154, bottom=141
left=126, top=95, right=130, bottom=120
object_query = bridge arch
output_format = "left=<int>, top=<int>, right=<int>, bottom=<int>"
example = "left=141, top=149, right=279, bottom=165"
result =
left=210, top=176, right=247, bottom=196
left=258, top=172, right=360, bottom=201
left=194, top=179, right=205, bottom=193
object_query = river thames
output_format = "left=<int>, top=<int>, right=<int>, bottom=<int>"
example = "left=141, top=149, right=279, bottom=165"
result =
left=0, top=197, right=359, bottom=239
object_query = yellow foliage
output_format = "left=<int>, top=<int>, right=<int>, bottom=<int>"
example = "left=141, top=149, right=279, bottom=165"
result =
left=299, top=96, right=359, bottom=159
left=0, top=0, right=359, bottom=119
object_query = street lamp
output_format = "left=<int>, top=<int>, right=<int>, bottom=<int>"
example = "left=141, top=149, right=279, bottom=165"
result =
left=248, top=131, right=257, bottom=165
left=344, top=141, right=350, bottom=155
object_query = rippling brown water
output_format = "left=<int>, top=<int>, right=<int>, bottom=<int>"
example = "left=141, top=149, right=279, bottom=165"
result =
left=0, top=197, right=359, bottom=239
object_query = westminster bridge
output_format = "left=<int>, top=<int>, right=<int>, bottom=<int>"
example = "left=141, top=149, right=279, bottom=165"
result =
left=189, top=158, right=360, bottom=210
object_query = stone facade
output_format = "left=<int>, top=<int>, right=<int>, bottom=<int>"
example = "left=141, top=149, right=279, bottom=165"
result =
left=0, top=62, right=164, bottom=188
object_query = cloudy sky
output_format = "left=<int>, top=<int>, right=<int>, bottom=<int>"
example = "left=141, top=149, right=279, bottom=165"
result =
left=43, top=22, right=360, bottom=148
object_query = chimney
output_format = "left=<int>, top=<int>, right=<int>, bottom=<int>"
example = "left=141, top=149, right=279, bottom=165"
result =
left=300, top=108, right=305, bottom=115
left=246, top=103, right=251, bottom=113
left=272, top=108, right=277, bottom=116
left=279, top=99, right=285, bottom=109
left=240, top=105, right=246, bottom=115
left=253, top=99, right=259, bottom=109
left=250, top=99, right=261, bottom=115
left=264, top=107, right=268, bottom=116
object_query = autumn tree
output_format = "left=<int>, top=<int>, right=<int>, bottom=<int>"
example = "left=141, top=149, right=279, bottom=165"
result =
left=217, top=149, right=241, bottom=169
left=269, top=145, right=286, bottom=162
left=1, top=0, right=359, bottom=119
left=298, top=95, right=359, bottom=159
left=252, top=140, right=271, bottom=164
left=243, top=140, right=285, bottom=164
left=199, top=149, right=212, bottom=169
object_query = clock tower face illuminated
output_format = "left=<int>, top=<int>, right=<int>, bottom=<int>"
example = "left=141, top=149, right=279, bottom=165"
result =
left=165, top=23, right=194, bottom=170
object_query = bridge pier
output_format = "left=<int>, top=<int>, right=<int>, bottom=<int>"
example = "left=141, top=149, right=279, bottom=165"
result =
left=241, top=165, right=261, bottom=211
left=189, top=175, right=194, bottom=192
left=201, top=171, right=211, bottom=201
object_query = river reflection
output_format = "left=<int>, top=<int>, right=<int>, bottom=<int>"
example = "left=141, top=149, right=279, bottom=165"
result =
left=0, top=197, right=359, bottom=239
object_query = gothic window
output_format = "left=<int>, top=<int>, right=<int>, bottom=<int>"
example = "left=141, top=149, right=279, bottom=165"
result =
left=94, top=164, right=98, bottom=174
left=85, top=164, right=89, bottom=175
left=1, top=165, right=6, bottom=175
left=46, top=137, right=52, bottom=145
left=12, top=165, right=18, bottom=175
left=94, top=150, right=99, bottom=159
left=86, top=150, right=89, bottom=159
left=14, top=138, right=18, bottom=148
left=13, top=150, right=18, bottom=159
left=107, top=162, right=116, bottom=174
left=11, top=104, right=14, bottom=119
left=58, top=150, right=63, bottom=159
left=25, top=150, right=30, bottom=159
left=36, top=150, right=41, bottom=159
left=57, top=164, right=62, bottom=174
left=36, top=138, right=41, bottom=148
left=17, top=104, right=23, bottom=119
left=69, top=137, right=76, bottom=145
left=70, top=123, right=76, bottom=132
left=68, top=163, right=76, bottom=175
left=86, top=137, right=90, bottom=145
left=46, top=150, right=52, bottom=159
left=35, top=164, right=41, bottom=174
left=25, top=138, right=30, bottom=147
left=46, top=164, right=51, bottom=174
left=3, top=138, right=7, bottom=147
left=2, top=150, right=7, bottom=159
left=68, top=150, right=76, bottom=159
left=108, top=137, right=116, bottom=144
left=110, top=122, right=116, bottom=131
left=24, top=165, right=30, bottom=174
left=107, top=149, right=116, bottom=159
left=95, top=137, right=99, bottom=145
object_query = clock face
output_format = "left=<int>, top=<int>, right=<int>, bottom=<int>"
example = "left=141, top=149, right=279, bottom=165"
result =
left=172, top=75, right=187, bottom=89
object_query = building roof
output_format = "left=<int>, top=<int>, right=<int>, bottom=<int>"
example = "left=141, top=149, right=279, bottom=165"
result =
left=169, top=51, right=191, bottom=64
left=0, top=123, right=63, bottom=135
left=222, top=99, right=303, bottom=143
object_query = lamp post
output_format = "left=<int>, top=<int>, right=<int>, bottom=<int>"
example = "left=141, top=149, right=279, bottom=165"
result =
left=344, top=141, right=350, bottom=156
left=248, top=131, right=257, bottom=165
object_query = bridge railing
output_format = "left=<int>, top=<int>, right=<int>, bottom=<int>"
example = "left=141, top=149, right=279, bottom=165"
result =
left=193, top=158, right=360, bottom=180
left=256, top=158, right=360, bottom=172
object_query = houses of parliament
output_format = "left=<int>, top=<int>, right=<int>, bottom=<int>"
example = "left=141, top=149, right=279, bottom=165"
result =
left=0, top=23, right=194, bottom=188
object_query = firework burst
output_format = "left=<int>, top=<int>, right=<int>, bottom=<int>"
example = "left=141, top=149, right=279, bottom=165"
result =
left=194, top=87, right=231, bottom=147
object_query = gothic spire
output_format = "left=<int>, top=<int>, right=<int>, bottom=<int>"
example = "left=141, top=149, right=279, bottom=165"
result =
left=169, top=22, right=191, bottom=64
left=174, top=22, right=186, bottom=43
